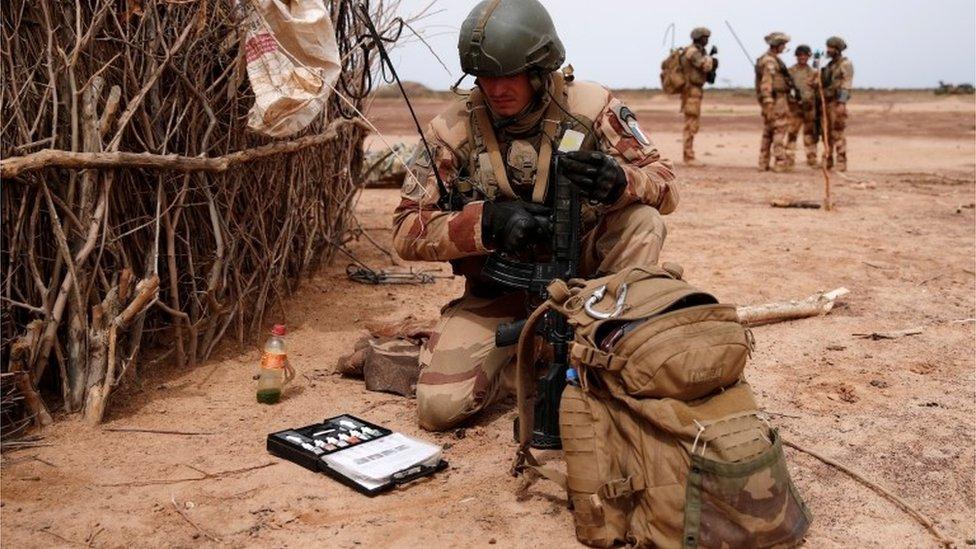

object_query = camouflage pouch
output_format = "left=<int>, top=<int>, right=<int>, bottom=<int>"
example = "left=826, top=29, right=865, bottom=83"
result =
left=683, top=430, right=812, bottom=548
left=516, top=265, right=811, bottom=548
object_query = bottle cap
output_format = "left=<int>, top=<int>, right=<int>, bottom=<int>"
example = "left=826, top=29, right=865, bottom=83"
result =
left=271, top=324, right=286, bottom=336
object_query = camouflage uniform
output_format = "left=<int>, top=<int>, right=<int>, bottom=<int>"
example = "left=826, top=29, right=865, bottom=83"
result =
left=822, top=37, right=854, bottom=171
left=755, top=33, right=794, bottom=172
left=680, top=29, right=716, bottom=163
left=787, top=61, right=818, bottom=167
left=392, top=75, right=679, bottom=431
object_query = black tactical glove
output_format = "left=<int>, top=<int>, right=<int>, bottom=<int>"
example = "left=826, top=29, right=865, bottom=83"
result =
left=559, top=151, right=628, bottom=205
left=481, top=201, right=552, bottom=254
left=709, top=45, right=718, bottom=56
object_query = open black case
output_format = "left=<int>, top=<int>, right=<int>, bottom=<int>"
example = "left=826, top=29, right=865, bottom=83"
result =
left=267, top=414, right=447, bottom=496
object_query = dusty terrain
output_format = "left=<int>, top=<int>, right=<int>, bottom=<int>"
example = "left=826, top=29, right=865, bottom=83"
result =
left=2, top=91, right=975, bottom=548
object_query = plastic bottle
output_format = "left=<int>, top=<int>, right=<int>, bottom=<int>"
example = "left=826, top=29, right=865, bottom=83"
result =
left=566, top=367, right=580, bottom=387
left=257, top=324, right=294, bottom=404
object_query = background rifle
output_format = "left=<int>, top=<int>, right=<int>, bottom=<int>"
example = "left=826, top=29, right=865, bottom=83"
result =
left=706, top=45, right=719, bottom=84
left=482, top=154, right=582, bottom=450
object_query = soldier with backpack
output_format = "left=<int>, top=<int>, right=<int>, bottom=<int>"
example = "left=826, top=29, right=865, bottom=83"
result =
left=661, top=28, right=717, bottom=166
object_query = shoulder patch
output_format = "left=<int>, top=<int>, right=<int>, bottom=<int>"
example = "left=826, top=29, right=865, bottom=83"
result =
left=613, top=105, right=651, bottom=146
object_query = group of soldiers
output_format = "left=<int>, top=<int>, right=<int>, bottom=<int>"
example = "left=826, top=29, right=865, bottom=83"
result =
left=679, top=28, right=855, bottom=172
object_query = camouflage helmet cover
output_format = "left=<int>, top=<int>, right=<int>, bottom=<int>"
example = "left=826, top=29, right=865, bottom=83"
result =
left=690, top=27, right=711, bottom=40
left=765, top=32, right=791, bottom=46
left=795, top=44, right=812, bottom=56
left=458, top=0, right=566, bottom=77
left=826, top=36, right=848, bottom=51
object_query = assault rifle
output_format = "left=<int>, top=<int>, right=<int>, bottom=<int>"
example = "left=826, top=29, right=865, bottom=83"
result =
left=482, top=153, right=582, bottom=450
left=706, top=45, right=719, bottom=85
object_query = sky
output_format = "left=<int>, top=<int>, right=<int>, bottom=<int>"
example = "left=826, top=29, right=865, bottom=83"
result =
left=386, top=0, right=976, bottom=90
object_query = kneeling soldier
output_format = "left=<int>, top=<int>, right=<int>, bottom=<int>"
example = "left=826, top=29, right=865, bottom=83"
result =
left=392, top=0, right=679, bottom=431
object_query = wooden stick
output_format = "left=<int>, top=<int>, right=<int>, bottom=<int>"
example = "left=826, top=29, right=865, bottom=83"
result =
left=2, top=118, right=367, bottom=178
left=814, top=56, right=833, bottom=210
left=102, top=427, right=215, bottom=436
left=737, top=287, right=850, bottom=327
left=784, top=439, right=953, bottom=548
left=97, top=462, right=276, bottom=487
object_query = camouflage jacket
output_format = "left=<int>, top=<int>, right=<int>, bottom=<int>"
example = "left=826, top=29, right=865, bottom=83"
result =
left=788, top=64, right=817, bottom=106
left=681, top=44, right=715, bottom=88
left=392, top=75, right=678, bottom=266
left=755, top=50, right=792, bottom=104
left=823, top=56, right=854, bottom=102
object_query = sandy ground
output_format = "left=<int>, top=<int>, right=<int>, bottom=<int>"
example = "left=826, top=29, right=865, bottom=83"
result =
left=2, top=91, right=975, bottom=548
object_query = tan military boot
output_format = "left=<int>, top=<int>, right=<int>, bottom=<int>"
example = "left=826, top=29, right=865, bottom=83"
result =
left=771, top=164, right=793, bottom=173
left=684, top=158, right=706, bottom=167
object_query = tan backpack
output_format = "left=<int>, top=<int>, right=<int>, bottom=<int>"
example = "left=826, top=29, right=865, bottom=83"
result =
left=513, top=266, right=811, bottom=548
left=660, top=48, right=687, bottom=95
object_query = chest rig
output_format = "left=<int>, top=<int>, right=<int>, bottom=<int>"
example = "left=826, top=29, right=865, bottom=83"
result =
left=464, top=72, right=576, bottom=205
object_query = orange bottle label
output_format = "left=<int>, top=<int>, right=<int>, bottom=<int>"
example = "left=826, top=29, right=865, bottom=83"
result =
left=261, top=352, right=286, bottom=371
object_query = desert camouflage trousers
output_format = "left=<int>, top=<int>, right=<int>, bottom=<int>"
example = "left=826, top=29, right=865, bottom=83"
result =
left=416, top=203, right=668, bottom=431
left=787, top=102, right=819, bottom=167
left=681, top=86, right=704, bottom=161
left=825, top=101, right=848, bottom=170
left=759, top=95, right=792, bottom=171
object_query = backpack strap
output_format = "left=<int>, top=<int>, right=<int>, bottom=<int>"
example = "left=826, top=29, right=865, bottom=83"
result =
left=531, top=71, right=566, bottom=203
left=469, top=89, right=519, bottom=199
left=511, top=300, right=552, bottom=476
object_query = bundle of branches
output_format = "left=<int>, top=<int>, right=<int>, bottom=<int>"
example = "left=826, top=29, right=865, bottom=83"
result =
left=1, top=0, right=401, bottom=433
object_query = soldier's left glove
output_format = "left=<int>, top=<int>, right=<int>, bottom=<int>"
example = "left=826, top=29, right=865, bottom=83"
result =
left=709, top=45, right=718, bottom=56
left=559, top=151, right=628, bottom=205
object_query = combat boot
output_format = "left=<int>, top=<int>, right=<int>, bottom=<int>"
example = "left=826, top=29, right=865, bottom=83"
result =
left=684, top=158, right=706, bottom=167
left=771, top=164, right=793, bottom=173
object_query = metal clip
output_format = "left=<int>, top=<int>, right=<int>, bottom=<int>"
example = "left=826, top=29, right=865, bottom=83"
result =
left=584, top=283, right=628, bottom=320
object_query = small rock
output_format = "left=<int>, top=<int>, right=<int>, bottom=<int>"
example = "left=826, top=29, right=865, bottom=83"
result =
left=964, top=538, right=974, bottom=545
left=454, top=428, right=467, bottom=440
left=192, top=533, right=200, bottom=540
left=442, top=442, right=454, bottom=450
left=869, top=379, right=889, bottom=388
left=489, top=539, right=497, bottom=545
left=826, top=345, right=846, bottom=351
left=919, top=401, right=940, bottom=408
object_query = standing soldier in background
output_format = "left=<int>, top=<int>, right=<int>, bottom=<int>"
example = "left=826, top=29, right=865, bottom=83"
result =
left=680, top=27, right=717, bottom=166
left=786, top=45, right=819, bottom=168
left=822, top=36, right=854, bottom=171
left=755, top=32, right=796, bottom=172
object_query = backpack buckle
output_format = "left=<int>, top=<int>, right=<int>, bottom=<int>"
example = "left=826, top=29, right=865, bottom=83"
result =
left=599, top=474, right=645, bottom=499
left=584, top=283, right=628, bottom=320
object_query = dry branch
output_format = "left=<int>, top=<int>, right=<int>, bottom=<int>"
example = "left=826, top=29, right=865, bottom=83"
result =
left=737, top=288, right=850, bottom=327
left=1, top=119, right=369, bottom=179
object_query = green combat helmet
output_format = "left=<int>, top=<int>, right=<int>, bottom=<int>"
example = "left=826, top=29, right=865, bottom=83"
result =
left=765, top=32, right=791, bottom=47
left=690, top=27, right=711, bottom=40
left=826, top=36, right=848, bottom=51
left=458, top=0, right=565, bottom=77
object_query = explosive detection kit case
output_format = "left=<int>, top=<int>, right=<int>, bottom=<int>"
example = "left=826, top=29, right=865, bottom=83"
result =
left=267, top=414, right=447, bottom=496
